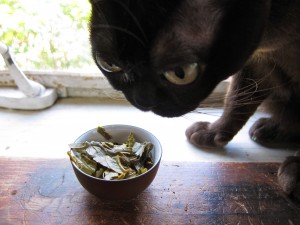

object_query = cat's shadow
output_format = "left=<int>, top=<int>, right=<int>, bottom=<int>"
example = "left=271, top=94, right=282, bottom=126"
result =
left=252, top=140, right=300, bottom=150
left=189, top=143, right=239, bottom=158
left=189, top=139, right=300, bottom=161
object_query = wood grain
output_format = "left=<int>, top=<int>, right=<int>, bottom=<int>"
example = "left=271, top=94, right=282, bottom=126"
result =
left=0, top=158, right=299, bottom=225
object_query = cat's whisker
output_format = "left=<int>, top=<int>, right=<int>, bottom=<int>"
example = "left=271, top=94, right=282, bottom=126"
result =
left=191, top=108, right=223, bottom=117
left=203, top=71, right=273, bottom=104
left=120, top=61, right=148, bottom=84
left=125, top=60, right=147, bottom=74
left=112, top=0, right=148, bottom=43
left=92, top=24, right=146, bottom=47
left=201, top=76, right=292, bottom=109
left=182, top=114, right=197, bottom=122
left=230, top=65, right=276, bottom=99
left=228, top=74, right=292, bottom=104
left=234, top=79, right=293, bottom=105
left=121, top=73, right=133, bottom=84
left=91, top=0, right=147, bottom=46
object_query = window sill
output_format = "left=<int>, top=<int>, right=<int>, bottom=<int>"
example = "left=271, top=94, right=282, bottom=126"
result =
left=0, top=70, right=125, bottom=99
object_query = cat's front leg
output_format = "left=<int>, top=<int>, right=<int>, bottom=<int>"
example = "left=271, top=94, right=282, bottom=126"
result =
left=186, top=69, right=269, bottom=148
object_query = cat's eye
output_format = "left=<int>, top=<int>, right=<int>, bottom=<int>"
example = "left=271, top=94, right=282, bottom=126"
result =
left=96, top=56, right=122, bottom=73
left=163, top=63, right=198, bottom=85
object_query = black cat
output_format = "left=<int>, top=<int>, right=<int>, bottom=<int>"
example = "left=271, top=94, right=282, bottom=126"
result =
left=89, top=0, right=300, bottom=200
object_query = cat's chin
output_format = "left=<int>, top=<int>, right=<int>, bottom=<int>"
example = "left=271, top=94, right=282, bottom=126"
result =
left=152, top=108, right=189, bottom=118
left=137, top=104, right=195, bottom=118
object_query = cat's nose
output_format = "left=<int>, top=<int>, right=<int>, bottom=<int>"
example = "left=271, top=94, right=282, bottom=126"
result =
left=130, top=86, right=161, bottom=110
left=132, top=94, right=159, bottom=110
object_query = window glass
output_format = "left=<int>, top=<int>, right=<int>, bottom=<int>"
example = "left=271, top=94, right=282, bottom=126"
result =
left=0, top=0, right=98, bottom=72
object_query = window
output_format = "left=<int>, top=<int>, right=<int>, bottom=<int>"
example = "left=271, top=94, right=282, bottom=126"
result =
left=0, top=0, right=227, bottom=104
left=1, top=0, right=95, bottom=71
left=0, top=0, right=119, bottom=100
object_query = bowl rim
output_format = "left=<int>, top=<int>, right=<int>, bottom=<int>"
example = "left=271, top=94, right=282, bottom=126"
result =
left=70, top=124, right=162, bottom=182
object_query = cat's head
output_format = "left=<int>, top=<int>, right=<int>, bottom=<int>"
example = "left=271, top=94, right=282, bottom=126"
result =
left=90, top=0, right=270, bottom=117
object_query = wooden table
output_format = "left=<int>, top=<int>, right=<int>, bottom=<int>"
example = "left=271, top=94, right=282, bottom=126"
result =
left=1, top=158, right=299, bottom=225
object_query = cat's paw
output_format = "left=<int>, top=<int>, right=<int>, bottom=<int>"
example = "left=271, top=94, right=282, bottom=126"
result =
left=185, top=122, right=232, bottom=148
left=249, top=118, right=279, bottom=143
left=278, top=151, right=300, bottom=201
left=249, top=117, right=300, bottom=145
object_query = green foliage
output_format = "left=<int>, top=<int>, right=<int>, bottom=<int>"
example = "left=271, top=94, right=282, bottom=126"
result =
left=0, top=0, right=97, bottom=71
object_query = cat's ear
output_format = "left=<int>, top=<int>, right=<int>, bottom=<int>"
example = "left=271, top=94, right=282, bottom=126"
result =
left=206, top=0, right=271, bottom=77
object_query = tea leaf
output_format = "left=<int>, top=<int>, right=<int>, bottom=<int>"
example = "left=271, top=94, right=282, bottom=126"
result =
left=69, top=142, right=88, bottom=149
left=95, top=168, right=105, bottom=178
left=126, top=132, right=135, bottom=151
left=97, top=126, right=112, bottom=140
left=68, top=131, right=154, bottom=180
left=103, top=171, right=119, bottom=180
left=93, top=155, right=123, bottom=174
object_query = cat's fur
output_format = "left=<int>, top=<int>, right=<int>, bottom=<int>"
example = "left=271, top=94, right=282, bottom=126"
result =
left=89, top=0, right=300, bottom=200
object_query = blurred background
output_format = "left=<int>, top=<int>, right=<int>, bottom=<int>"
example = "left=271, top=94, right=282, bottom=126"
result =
left=0, top=0, right=98, bottom=72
